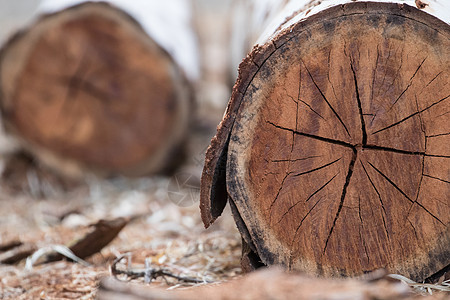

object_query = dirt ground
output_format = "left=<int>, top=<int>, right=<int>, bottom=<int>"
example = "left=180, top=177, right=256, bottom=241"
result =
left=0, top=171, right=242, bottom=299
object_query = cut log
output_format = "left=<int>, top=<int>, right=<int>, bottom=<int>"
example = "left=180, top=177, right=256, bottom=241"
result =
left=0, top=1, right=197, bottom=178
left=201, top=1, right=450, bottom=281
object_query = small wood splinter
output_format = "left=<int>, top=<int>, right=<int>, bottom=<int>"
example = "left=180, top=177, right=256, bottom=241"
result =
left=415, top=0, right=429, bottom=9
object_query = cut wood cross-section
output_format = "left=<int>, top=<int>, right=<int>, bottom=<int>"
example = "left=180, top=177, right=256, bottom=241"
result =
left=201, top=2, right=449, bottom=282
left=0, top=1, right=196, bottom=178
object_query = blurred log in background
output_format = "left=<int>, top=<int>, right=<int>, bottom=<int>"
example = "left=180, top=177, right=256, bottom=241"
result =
left=0, top=0, right=201, bottom=179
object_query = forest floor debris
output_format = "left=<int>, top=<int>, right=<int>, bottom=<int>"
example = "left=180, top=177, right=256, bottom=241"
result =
left=0, top=174, right=241, bottom=299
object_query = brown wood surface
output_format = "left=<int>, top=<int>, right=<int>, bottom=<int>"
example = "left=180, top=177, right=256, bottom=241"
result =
left=0, top=2, right=192, bottom=178
left=201, top=2, right=449, bottom=281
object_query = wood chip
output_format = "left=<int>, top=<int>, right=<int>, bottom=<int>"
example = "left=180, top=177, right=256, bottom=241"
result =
left=0, top=240, right=23, bottom=252
left=0, top=243, right=36, bottom=264
left=45, top=217, right=129, bottom=263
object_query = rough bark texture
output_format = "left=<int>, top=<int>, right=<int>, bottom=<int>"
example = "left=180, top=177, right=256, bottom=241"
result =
left=200, top=2, right=449, bottom=281
left=0, top=2, right=192, bottom=178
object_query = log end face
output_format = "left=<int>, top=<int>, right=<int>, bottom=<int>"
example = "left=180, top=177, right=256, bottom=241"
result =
left=225, top=2, right=450, bottom=280
left=0, top=2, right=192, bottom=177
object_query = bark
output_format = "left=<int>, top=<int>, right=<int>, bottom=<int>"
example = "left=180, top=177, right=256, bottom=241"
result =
left=201, top=1, right=450, bottom=281
left=0, top=1, right=197, bottom=178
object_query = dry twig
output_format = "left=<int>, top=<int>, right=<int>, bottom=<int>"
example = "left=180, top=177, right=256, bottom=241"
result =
left=111, top=254, right=212, bottom=284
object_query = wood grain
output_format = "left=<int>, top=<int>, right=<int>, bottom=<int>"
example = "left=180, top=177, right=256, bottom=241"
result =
left=202, top=2, right=449, bottom=281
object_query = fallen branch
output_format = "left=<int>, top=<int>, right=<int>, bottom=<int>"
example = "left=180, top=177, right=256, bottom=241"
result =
left=98, top=267, right=433, bottom=300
